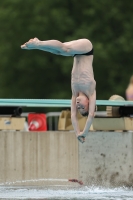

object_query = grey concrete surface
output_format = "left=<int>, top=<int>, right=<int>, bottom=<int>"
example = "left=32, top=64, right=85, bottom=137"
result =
left=79, top=131, right=133, bottom=187
left=0, top=131, right=78, bottom=186
left=0, top=131, right=133, bottom=187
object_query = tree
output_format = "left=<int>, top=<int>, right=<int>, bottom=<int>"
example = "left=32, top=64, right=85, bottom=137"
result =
left=0, top=0, right=133, bottom=105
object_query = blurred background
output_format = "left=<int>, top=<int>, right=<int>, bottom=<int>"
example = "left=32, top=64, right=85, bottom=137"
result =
left=0, top=0, right=133, bottom=112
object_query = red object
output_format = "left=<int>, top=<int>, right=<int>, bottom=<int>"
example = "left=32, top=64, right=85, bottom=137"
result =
left=28, top=113, right=47, bottom=131
left=69, top=179, right=83, bottom=185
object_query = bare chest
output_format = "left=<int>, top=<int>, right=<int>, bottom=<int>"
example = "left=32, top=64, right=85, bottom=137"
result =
left=71, top=79, right=95, bottom=97
left=71, top=55, right=95, bottom=96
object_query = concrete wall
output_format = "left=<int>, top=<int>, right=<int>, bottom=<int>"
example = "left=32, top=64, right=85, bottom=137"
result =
left=79, top=131, right=133, bottom=187
left=0, top=131, right=78, bottom=186
left=0, top=131, right=133, bottom=187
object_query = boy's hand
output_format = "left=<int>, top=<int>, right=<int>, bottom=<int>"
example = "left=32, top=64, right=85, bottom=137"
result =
left=78, top=136, right=85, bottom=143
left=78, top=131, right=87, bottom=138
left=77, top=132, right=86, bottom=143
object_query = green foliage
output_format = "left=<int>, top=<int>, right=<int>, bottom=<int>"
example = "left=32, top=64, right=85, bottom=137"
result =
left=0, top=0, right=133, bottom=103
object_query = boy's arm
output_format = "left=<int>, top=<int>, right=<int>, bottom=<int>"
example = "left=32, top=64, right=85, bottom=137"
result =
left=71, top=95, right=80, bottom=137
left=78, top=90, right=96, bottom=138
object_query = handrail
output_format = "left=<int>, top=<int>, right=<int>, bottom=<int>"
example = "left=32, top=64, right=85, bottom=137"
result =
left=0, top=99, right=132, bottom=107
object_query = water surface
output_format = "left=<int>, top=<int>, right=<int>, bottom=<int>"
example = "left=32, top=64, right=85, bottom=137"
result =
left=0, top=186, right=133, bottom=199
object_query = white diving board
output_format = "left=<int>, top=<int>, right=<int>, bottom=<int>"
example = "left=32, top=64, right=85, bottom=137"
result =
left=0, top=99, right=133, bottom=107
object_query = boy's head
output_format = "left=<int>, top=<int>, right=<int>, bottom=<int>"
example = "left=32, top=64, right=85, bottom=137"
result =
left=76, top=95, right=89, bottom=116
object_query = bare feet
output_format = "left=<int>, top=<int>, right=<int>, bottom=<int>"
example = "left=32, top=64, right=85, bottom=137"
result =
left=21, top=37, right=39, bottom=49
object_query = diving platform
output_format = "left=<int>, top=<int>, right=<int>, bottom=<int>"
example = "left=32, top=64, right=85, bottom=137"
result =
left=0, top=99, right=132, bottom=107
